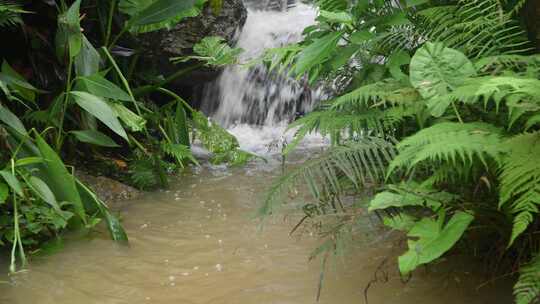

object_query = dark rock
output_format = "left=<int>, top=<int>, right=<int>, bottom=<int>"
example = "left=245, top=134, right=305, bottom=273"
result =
left=76, top=171, right=141, bottom=211
left=136, top=0, right=248, bottom=89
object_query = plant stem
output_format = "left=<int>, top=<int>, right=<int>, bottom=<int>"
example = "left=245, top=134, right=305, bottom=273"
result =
left=451, top=101, right=464, bottom=123
left=104, top=0, right=117, bottom=47
left=56, top=58, right=74, bottom=151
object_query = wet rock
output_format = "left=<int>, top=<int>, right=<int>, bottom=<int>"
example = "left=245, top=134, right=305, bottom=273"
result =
left=76, top=172, right=141, bottom=209
left=137, top=0, right=248, bottom=87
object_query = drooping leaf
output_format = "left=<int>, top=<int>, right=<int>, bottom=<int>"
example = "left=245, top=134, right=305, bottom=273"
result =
left=70, top=130, right=120, bottom=147
left=77, top=74, right=132, bottom=101
left=70, top=91, right=128, bottom=141
left=74, top=35, right=101, bottom=77
left=109, top=103, right=146, bottom=132
left=294, top=31, right=343, bottom=76
left=27, top=176, right=61, bottom=212
left=127, top=0, right=207, bottom=34
left=76, top=179, right=129, bottom=244
left=0, top=103, right=27, bottom=134
left=0, top=170, right=23, bottom=197
left=34, top=132, right=86, bottom=223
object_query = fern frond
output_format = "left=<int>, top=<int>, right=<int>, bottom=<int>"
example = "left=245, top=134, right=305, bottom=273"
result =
left=515, top=254, right=540, bottom=304
left=129, top=158, right=160, bottom=189
left=260, top=137, right=396, bottom=216
left=388, top=122, right=503, bottom=175
left=499, top=132, right=540, bottom=246
left=331, top=79, right=420, bottom=110
left=160, top=142, right=198, bottom=167
left=418, top=0, right=530, bottom=58
left=0, top=2, right=26, bottom=28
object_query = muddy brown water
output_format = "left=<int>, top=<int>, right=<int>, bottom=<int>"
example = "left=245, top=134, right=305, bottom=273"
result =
left=0, top=161, right=512, bottom=304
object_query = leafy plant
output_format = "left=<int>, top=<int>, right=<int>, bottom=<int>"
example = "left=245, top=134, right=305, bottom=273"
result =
left=259, top=0, right=540, bottom=302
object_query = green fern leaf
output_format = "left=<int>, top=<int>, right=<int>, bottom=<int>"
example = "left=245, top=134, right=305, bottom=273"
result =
left=499, top=132, right=540, bottom=246
left=388, top=122, right=503, bottom=175
left=515, top=254, right=540, bottom=304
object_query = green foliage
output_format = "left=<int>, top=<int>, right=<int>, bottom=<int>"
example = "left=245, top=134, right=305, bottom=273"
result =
left=0, top=2, right=27, bottom=28
left=123, top=0, right=208, bottom=33
left=259, top=0, right=540, bottom=302
left=515, top=254, right=540, bottom=304
left=0, top=0, right=246, bottom=273
left=172, top=36, right=243, bottom=67
left=499, top=132, right=540, bottom=247
left=398, top=210, right=474, bottom=275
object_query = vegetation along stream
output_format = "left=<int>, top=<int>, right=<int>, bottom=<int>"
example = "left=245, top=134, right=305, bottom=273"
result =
left=1, top=0, right=540, bottom=303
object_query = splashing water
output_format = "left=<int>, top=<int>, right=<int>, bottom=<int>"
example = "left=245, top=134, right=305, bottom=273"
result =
left=201, top=3, right=328, bottom=155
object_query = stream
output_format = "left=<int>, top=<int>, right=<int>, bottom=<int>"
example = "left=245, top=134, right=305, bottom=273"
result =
left=1, top=2, right=513, bottom=304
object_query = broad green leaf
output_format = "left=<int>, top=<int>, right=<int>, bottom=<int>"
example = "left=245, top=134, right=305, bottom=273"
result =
left=55, top=0, right=82, bottom=59
left=398, top=211, right=474, bottom=275
left=27, top=176, right=61, bottom=212
left=294, top=31, right=343, bottom=76
left=0, top=61, right=41, bottom=102
left=127, top=0, right=207, bottom=34
left=110, top=103, right=146, bottom=132
left=382, top=11, right=410, bottom=26
left=119, top=0, right=153, bottom=16
left=0, top=182, right=8, bottom=204
left=383, top=214, right=416, bottom=231
left=77, top=74, right=132, bottom=101
left=70, top=130, right=120, bottom=147
left=319, top=10, right=353, bottom=24
left=0, top=103, right=27, bottom=134
left=74, top=35, right=101, bottom=77
left=410, top=43, right=476, bottom=99
left=350, top=30, right=374, bottom=44
left=0, top=170, right=23, bottom=197
left=387, top=51, right=410, bottom=83
left=70, top=91, right=128, bottom=141
left=34, top=132, right=86, bottom=223
left=410, top=43, right=475, bottom=116
left=328, top=45, right=358, bottom=70
left=368, top=191, right=424, bottom=211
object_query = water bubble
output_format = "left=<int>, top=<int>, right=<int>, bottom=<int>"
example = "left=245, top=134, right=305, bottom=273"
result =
left=205, top=234, right=211, bottom=239
left=140, top=223, right=149, bottom=229
left=218, top=239, right=223, bottom=244
left=215, top=264, right=223, bottom=272
left=181, top=272, right=190, bottom=276
left=170, top=282, right=176, bottom=286
left=200, top=200, right=206, bottom=204
left=168, top=276, right=175, bottom=281
left=193, top=266, right=199, bottom=270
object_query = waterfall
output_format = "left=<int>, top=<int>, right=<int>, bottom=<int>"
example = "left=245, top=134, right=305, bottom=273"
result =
left=200, top=3, right=327, bottom=155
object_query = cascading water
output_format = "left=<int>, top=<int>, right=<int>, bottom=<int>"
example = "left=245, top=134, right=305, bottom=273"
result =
left=200, top=2, right=328, bottom=155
